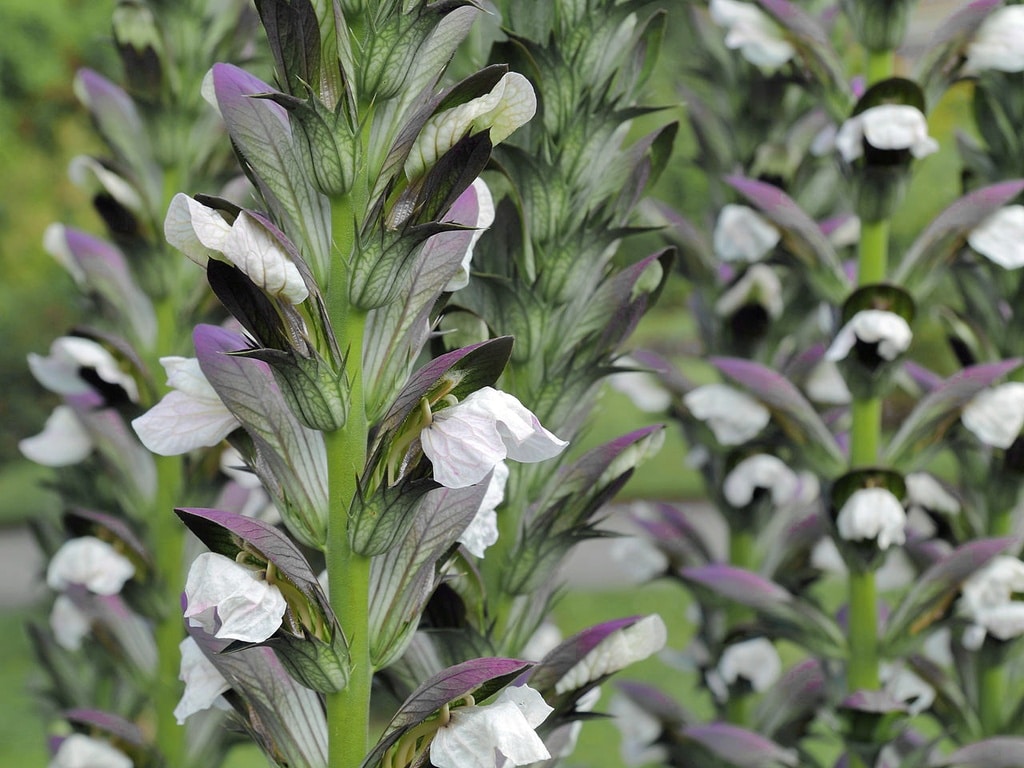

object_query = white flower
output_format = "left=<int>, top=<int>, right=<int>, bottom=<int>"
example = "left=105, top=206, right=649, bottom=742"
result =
left=50, top=595, right=91, bottom=651
left=68, top=155, right=144, bottom=213
left=683, top=384, right=771, bottom=446
left=968, top=205, right=1024, bottom=269
left=49, top=733, right=133, bottom=768
left=610, top=535, right=670, bottom=584
left=718, top=637, right=782, bottom=692
left=421, top=386, right=568, bottom=489
left=459, top=461, right=508, bottom=558
left=712, top=204, right=781, bottom=263
left=825, top=309, right=912, bottom=363
left=132, top=356, right=240, bottom=455
left=430, top=685, right=553, bottom=768
left=962, top=382, right=1024, bottom=449
left=47, top=536, right=135, bottom=595
left=881, top=663, right=934, bottom=716
left=960, top=556, right=1024, bottom=648
left=836, top=488, right=907, bottom=550
left=722, top=453, right=799, bottom=508
left=406, top=72, right=537, bottom=180
left=715, top=264, right=784, bottom=319
left=835, top=104, right=940, bottom=163
left=708, top=0, right=796, bottom=69
left=19, top=405, right=94, bottom=466
left=805, top=360, right=852, bottom=405
left=174, top=637, right=231, bottom=724
left=165, top=194, right=308, bottom=304
left=28, top=336, right=138, bottom=402
left=443, top=178, right=496, bottom=292
left=607, top=357, right=672, bottom=413
left=183, top=552, right=287, bottom=643
left=965, top=5, right=1024, bottom=73
left=905, top=472, right=960, bottom=516
left=556, top=614, right=668, bottom=694
left=609, top=694, right=669, bottom=767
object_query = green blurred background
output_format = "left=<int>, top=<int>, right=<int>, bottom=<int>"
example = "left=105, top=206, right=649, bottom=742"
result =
left=0, top=1, right=970, bottom=765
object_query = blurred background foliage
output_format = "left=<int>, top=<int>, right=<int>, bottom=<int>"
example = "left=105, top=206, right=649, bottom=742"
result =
left=0, top=0, right=976, bottom=766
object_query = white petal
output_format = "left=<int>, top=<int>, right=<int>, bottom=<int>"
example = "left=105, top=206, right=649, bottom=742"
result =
left=683, top=384, right=770, bottom=445
left=709, top=0, right=795, bottom=69
left=68, top=155, right=143, bottom=213
left=183, top=552, right=286, bottom=643
left=463, top=388, right=568, bottom=463
left=805, top=360, right=852, bottom=405
left=174, top=636, right=231, bottom=724
left=443, top=178, right=496, bottom=292
left=47, top=536, right=135, bottom=595
left=977, top=602, right=1024, bottom=642
left=50, top=594, right=91, bottom=651
left=962, top=382, right=1024, bottom=449
left=132, top=390, right=239, bottom=455
left=607, top=364, right=672, bottom=413
left=904, top=472, right=960, bottom=515
left=164, top=193, right=232, bottom=265
left=222, top=212, right=308, bottom=304
left=609, top=695, right=669, bottom=767
left=968, top=205, right=1024, bottom=269
left=715, top=263, right=784, bottom=318
left=859, top=105, right=939, bottom=157
left=459, top=462, right=507, bottom=558
left=882, top=663, right=934, bottom=715
left=49, top=733, right=133, bottom=768
left=555, top=614, right=667, bottom=693
left=836, top=488, right=907, bottom=550
left=966, top=6, right=1024, bottom=74
left=825, top=309, right=912, bottom=362
left=712, top=204, right=781, bottom=263
left=722, top=453, right=798, bottom=507
left=43, top=223, right=86, bottom=285
left=717, top=637, right=781, bottom=692
left=20, top=406, right=94, bottom=466
left=430, top=686, right=552, bottom=768
left=406, top=73, right=536, bottom=179
left=834, top=115, right=867, bottom=162
left=421, top=405, right=508, bottom=488
left=961, top=556, right=1024, bottom=616
left=28, top=336, right=138, bottom=401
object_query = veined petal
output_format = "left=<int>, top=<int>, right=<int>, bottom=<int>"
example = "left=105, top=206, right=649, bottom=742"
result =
left=19, top=406, right=94, bottom=466
left=460, top=461, right=507, bottom=558
left=221, top=212, right=309, bottom=304
left=132, top=357, right=239, bottom=455
left=422, top=405, right=508, bottom=488
left=430, top=685, right=553, bottom=768
left=462, top=388, right=568, bottom=463
left=174, top=636, right=231, bottom=724
left=47, top=536, right=136, bottom=595
left=555, top=615, right=667, bottom=694
left=444, top=178, right=496, bottom=292
left=406, top=73, right=537, bottom=180
left=68, top=155, right=144, bottom=213
left=962, top=382, right=1024, bottom=449
left=968, top=205, right=1024, bottom=269
left=183, top=552, right=286, bottom=643
left=164, top=193, right=232, bottom=265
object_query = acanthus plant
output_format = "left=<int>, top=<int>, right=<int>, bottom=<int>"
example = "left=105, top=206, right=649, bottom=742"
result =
left=28, top=1, right=676, bottom=768
left=605, top=1, right=1024, bottom=767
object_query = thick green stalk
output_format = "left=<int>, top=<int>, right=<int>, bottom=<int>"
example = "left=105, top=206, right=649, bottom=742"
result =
left=725, top=526, right=755, bottom=725
left=866, top=49, right=895, bottom=87
left=849, top=398, right=882, bottom=467
left=148, top=296, right=188, bottom=767
left=324, top=190, right=372, bottom=767
left=845, top=52, right=892, bottom=763
left=978, top=505, right=1013, bottom=734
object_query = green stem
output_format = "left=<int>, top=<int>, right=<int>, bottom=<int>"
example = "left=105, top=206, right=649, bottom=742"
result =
left=979, top=653, right=1005, bottom=735
left=324, top=190, right=372, bottom=767
left=724, top=525, right=755, bottom=725
left=152, top=454, right=186, bottom=768
left=847, top=569, right=880, bottom=691
left=866, top=49, right=895, bottom=87
left=858, top=219, right=889, bottom=285
left=849, top=398, right=882, bottom=467
left=148, top=297, right=188, bottom=767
